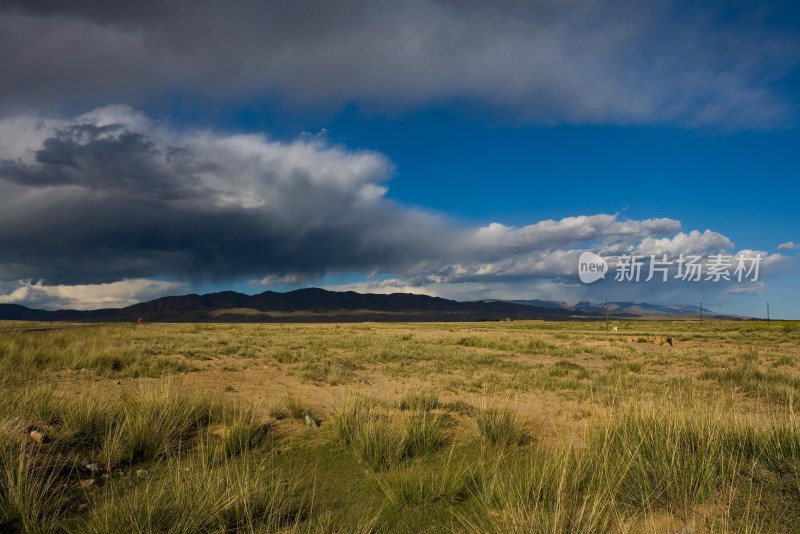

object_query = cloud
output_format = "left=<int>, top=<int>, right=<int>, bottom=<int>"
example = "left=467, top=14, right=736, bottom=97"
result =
left=727, top=281, right=766, bottom=295
left=322, top=278, right=440, bottom=297
left=0, top=106, right=450, bottom=285
left=0, top=106, right=695, bottom=290
left=0, top=106, right=791, bottom=309
left=0, top=279, right=186, bottom=310
left=631, top=230, right=734, bottom=257
left=0, top=1, right=796, bottom=127
left=778, top=241, right=800, bottom=250
left=249, top=273, right=309, bottom=287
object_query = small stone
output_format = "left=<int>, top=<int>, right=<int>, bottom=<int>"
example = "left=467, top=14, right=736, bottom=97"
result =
left=304, top=414, right=318, bottom=428
left=79, top=479, right=95, bottom=490
left=136, top=469, right=147, bottom=478
left=29, top=430, right=49, bottom=444
left=77, top=503, right=90, bottom=513
left=84, top=463, right=102, bottom=474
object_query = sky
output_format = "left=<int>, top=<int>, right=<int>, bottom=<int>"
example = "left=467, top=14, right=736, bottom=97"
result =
left=0, top=0, right=798, bottom=318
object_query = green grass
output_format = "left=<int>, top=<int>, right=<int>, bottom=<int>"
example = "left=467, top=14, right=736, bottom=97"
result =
left=699, top=365, right=800, bottom=403
left=82, top=452, right=305, bottom=533
left=475, top=406, right=530, bottom=448
left=0, top=444, right=73, bottom=534
left=0, top=384, right=215, bottom=470
left=0, top=327, right=195, bottom=382
left=591, top=409, right=740, bottom=517
left=269, top=392, right=308, bottom=421
left=398, top=390, right=440, bottom=411
left=332, top=397, right=448, bottom=471
left=301, top=358, right=361, bottom=385
left=2, top=319, right=800, bottom=531
left=458, top=446, right=618, bottom=533
left=375, top=451, right=474, bottom=510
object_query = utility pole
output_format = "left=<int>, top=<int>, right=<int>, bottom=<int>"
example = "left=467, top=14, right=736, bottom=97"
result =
left=767, top=302, right=770, bottom=324
left=700, top=300, right=703, bottom=323
left=605, top=299, right=609, bottom=332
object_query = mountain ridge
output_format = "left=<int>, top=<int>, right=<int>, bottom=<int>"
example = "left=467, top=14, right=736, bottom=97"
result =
left=0, top=288, right=588, bottom=323
left=0, top=288, right=745, bottom=323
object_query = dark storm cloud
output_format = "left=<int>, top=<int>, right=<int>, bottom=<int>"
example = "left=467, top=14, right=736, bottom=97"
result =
left=0, top=107, right=790, bottom=308
left=0, top=124, right=205, bottom=197
left=0, top=106, right=703, bottom=287
left=1, top=0, right=797, bottom=126
left=0, top=107, right=450, bottom=284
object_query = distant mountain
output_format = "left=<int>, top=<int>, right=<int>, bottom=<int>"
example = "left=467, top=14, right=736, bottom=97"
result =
left=505, top=299, right=741, bottom=319
left=504, top=299, right=571, bottom=310
left=0, top=288, right=593, bottom=323
left=0, top=303, right=53, bottom=321
left=0, top=289, right=749, bottom=323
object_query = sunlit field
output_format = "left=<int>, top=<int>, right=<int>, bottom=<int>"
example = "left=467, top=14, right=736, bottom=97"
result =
left=1, top=320, right=799, bottom=532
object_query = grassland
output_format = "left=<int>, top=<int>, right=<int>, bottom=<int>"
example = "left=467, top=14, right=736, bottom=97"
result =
left=1, top=319, right=799, bottom=532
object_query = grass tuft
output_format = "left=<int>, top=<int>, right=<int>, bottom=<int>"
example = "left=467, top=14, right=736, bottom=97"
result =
left=475, top=406, right=530, bottom=448
left=332, top=397, right=447, bottom=471
left=269, top=393, right=308, bottom=421
left=398, top=390, right=439, bottom=411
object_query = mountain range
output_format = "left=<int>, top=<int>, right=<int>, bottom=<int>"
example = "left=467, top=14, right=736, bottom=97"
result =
left=0, top=288, right=742, bottom=323
left=506, top=299, right=713, bottom=317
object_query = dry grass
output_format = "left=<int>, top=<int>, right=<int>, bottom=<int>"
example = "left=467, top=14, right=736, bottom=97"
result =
left=1, top=319, right=799, bottom=531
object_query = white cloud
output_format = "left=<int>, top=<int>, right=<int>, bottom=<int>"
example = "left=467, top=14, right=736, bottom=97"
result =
left=249, top=273, right=309, bottom=287
left=0, top=106, right=792, bottom=310
left=322, top=278, right=439, bottom=296
left=0, top=279, right=186, bottom=310
left=632, top=230, right=733, bottom=257
left=727, top=282, right=765, bottom=295
left=778, top=241, right=800, bottom=251
left=470, top=215, right=680, bottom=253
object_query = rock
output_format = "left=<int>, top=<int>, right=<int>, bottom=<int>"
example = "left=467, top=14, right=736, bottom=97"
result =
left=29, top=430, right=49, bottom=444
left=304, top=414, right=318, bottom=428
left=83, top=463, right=102, bottom=474
left=77, top=503, right=90, bottom=513
left=136, top=469, right=147, bottom=478
left=79, top=479, right=95, bottom=490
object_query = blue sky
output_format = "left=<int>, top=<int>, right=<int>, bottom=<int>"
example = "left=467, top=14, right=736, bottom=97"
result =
left=0, top=0, right=798, bottom=317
